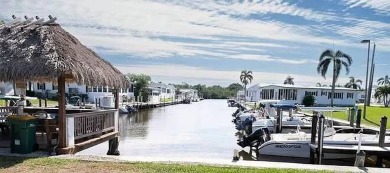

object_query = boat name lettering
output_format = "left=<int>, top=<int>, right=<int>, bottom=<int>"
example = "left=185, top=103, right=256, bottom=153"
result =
left=275, top=144, right=301, bottom=148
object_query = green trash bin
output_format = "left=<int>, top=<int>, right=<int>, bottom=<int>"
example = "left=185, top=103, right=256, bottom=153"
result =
left=7, top=116, right=38, bottom=154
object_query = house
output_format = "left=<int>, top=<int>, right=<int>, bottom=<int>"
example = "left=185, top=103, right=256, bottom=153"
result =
left=179, top=89, right=199, bottom=101
left=148, top=82, right=176, bottom=103
left=245, top=84, right=360, bottom=106
left=0, top=81, right=134, bottom=103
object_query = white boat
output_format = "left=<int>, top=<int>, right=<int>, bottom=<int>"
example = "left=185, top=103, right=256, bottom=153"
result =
left=257, top=128, right=390, bottom=159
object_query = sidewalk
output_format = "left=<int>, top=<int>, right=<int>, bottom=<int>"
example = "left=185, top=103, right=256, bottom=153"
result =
left=0, top=148, right=387, bottom=173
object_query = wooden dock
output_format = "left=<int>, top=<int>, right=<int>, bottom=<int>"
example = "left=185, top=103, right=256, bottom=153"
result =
left=309, top=143, right=390, bottom=167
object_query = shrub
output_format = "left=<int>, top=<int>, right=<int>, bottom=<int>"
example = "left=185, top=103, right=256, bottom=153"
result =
left=302, top=95, right=315, bottom=107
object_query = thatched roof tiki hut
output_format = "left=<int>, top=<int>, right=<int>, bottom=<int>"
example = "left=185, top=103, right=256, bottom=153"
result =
left=0, top=16, right=127, bottom=154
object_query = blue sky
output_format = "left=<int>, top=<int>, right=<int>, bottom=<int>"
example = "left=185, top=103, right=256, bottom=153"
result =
left=1, top=0, right=389, bottom=86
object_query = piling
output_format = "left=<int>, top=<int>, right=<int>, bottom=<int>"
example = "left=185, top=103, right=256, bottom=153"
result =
left=276, top=108, right=282, bottom=133
left=379, top=116, right=387, bottom=147
left=44, top=98, right=47, bottom=107
left=309, top=111, right=319, bottom=164
left=95, top=98, right=98, bottom=108
left=39, top=98, right=42, bottom=107
left=254, top=102, right=257, bottom=110
left=288, top=108, right=293, bottom=117
left=350, top=108, right=356, bottom=127
left=356, top=109, right=362, bottom=128
left=317, top=113, right=325, bottom=165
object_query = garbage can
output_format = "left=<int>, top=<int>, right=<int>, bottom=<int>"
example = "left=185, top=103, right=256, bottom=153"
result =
left=7, top=115, right=38, bottom=154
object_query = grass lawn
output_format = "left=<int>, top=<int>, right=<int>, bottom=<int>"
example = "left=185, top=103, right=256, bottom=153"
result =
left=160, top=97, right=174, bottom=103
left=0, top=156, right=330, bottom=173
left=321, top=106, right=390, bottom=128
left=0, top=99, right=58, bottom=107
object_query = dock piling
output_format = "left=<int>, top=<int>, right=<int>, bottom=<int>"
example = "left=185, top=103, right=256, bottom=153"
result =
left=39, top=98, right=42, bottom=107
left=356, top=109, right=362, bottom=128
left=317, top=113, right=325, bottom=165
left=44, top=98, right=47, bottom=107
left=379, top=116, right=387, bottom=147
left=309, top=111, right=319, bottom=164
left=276, top=108, right=282, bottom=133
left=350, top=108, right=355, bottom=127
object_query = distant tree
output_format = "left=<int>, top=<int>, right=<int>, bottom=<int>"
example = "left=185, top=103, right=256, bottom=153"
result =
left=316, top=83, right=327, bottom=87
left=127, top=74, right=151, bottom=100
left=240, top=70, right=253, bottom=102
left=317, top=49, right=352, bottom=107
left=344, top=76, right=362, bottom=89
left=374, top=85, right=390, bottom=107
left=283, top=76, right=294, bottom=85
left=377, top=75, right=390, bottom=86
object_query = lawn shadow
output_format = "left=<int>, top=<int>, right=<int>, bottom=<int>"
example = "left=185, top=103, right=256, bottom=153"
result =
left=0, top=156, right=34, bottom=169
left=363, top=117, right=381, bottom=127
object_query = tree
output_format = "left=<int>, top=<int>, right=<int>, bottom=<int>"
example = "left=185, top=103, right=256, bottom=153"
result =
left=127, top=74, right=151, bottom=101
left=240, top=70, right=253, bottom=102
left=302, top=95, right=315, bottom=107
left=316, top=83, right=327, bottom=87
left=283, top=76, right=294, bottom=85
left=227, top=83, right=243, bottom=97
left=317, top=49, right=352, bottom=107
left=377, top=75, right=390, bottom=86
left=374, top=85, right=390, bottom=107
left=344, top=76, right=362, bottom=89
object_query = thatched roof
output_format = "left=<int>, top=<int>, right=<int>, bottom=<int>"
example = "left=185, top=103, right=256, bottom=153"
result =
left=0, top=23, right=128, bottom=88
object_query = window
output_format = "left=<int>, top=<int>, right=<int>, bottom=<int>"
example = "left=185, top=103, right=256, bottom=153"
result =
left=261, top=89, right=274, bottom=100
left=321, top=90, right=327, bottom=96
left=86, top=86, right=92, bottom=92
left=93, top=86, right=98, bottom=92
left=103, top=86, right=107, bottom=92
left=37, top=83, right=46, bottom=90
left=108, top=87, right=113, bottom=93
left=278, top=89, right=297, bottom=100
left=347, top=93, right=354, bottom=99
left=69, top=88, right=79, bottom=94
left=98, top=86, right=103, bottom=92
left=305, top=91, right=318, bottom=96
left=328, top=92, right=343, bottom=99
left=52, top=85, right=58, bottom=90
left=167, top=89, right=171, bottom=94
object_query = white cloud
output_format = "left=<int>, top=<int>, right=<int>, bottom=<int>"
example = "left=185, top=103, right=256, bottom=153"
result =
left=115, top=64, right=351, bottom=86
left=343, top=0, right=390, bottom=15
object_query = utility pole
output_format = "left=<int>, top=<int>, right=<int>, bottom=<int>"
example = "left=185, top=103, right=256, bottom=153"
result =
left=367, top=43, right=376, bottom=106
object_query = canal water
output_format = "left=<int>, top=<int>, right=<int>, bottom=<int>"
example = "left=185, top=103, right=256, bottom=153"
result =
left=78, top=99, right=239, bottom=159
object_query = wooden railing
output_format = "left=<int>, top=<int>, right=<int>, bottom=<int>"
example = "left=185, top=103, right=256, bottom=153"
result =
left=0, top=106, right=17, bottom=115
left=68, top=110, right=116, bottom=141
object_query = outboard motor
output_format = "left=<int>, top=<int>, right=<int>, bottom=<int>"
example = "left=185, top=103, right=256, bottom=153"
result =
left=237, top=127, right=270, bottom=148
left=232, top=108, right=240, bottom=117
left=236, top=116, right=255, bottom=131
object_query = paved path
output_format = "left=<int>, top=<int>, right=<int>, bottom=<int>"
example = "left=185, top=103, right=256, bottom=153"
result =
left=0, top=148, right=387, bottom=173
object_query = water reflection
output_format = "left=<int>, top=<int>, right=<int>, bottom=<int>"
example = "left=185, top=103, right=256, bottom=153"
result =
left=78, top=99, right=238, bottom=159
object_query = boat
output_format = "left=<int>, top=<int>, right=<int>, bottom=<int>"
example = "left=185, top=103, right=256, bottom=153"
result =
left=238, top=107, right=390, bottom=159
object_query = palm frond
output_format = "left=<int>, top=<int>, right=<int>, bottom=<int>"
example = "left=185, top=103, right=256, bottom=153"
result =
left=319, top=49, right=334, bottom=62
left=336, top=50, right=353, bottom=65
left=341, top=61, right=350, bottom=74
left=317, top=58, right=331, bottom=79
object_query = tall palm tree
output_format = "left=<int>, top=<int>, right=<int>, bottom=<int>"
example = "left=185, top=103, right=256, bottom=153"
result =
left=344, top=76, right=362, bottom=89
left=374, top=85, right=390, bottom=107
left=317, top=49, right=352, bottom=107
left=316, top=83, right=327, bottom=87
left=377, top=75, right=390, bottom=86
left=240, top=70, right=253, bottom=102
left=283, top=76, right=294, bottom=85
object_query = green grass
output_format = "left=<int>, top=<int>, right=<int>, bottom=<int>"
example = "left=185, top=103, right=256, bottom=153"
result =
left=0, top=99, right=58, bottom=107
left=160, top=97, right=174, bottom=103
left=0, top=156, right=331, bottom=173
left=329, top=106, right=390, bottom=128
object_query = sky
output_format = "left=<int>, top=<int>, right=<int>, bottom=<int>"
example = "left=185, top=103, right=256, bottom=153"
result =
left=0, top=0, right=389, bottom=87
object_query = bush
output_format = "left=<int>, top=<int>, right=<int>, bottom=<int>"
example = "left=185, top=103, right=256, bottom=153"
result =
left=302, top=95, right=315, bottom=107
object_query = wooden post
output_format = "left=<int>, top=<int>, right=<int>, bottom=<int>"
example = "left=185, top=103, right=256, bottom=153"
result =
left=95, top=98, right=98, bottom=108
left=254, top=102, right=257, bottom=110
left=356, top=109, right=362, bottom=128
left=276, top=108, right=282, bottom=133
left=114, top=89, right=119, bottom=109
left=310, top=111, right=319, bottom=164
left=350, top=108, right=355, bottom=127
left=44, top=98, right=47, bottom=107
left=57, top=75, right=66, bottom=149
left=379, top=116, right=387, bottom=147
left=377, top=116, right=386, bottom=167
left=39, top=98, right=42, bottom=107
left=317, top=114, right=325, bottom=165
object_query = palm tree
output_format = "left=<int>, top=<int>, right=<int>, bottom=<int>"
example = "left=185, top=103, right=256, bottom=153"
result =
left=317, top=49, right=352, bottom=107
left=374, top=85, right=390, bottom=107
left=240, top=70, right=253, bottom=102
left=316, top=83, right=327, bottom=87
left=344, top=76, right=362, bottom=89
left=283, top=76, right=294, bottom=85
left=377, top=75, right=390, bottom=86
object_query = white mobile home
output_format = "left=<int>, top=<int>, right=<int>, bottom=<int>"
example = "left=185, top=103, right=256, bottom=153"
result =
left=148, top=82, right=176, bottom=103
left=247, top=84, right=360, bottom=106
